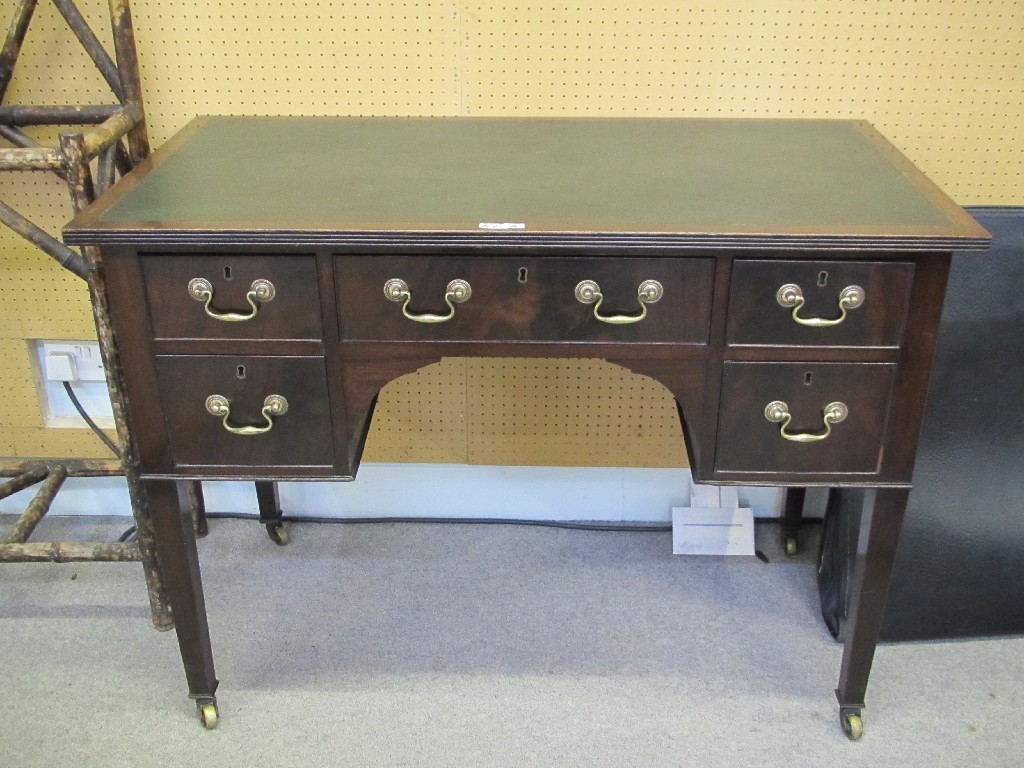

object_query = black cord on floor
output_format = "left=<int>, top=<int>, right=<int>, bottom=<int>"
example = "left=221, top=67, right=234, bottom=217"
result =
left=119, top=514, right=813, bottom=557
left=196, top=514, right=821, bottom=562
left=62, top=380, right=121, bottom=459
left=203, top=511, right=673, bottom=533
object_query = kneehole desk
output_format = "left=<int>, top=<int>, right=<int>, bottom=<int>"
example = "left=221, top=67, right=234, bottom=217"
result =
left=64, top=116, right=990, bottom=738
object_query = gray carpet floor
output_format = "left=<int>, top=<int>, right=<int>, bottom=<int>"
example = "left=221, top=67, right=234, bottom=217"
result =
left=1, top=515, right=1022, bottom=767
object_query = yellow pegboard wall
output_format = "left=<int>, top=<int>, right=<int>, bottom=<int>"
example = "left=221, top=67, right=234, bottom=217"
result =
left=0, top=1, right=122, bottom=458
left=466, top=359, right=687, bottom=468
left=1, top=0, right=1021, bottom=465
left=460, top=1, right=1023, bottom=203
left=362, top=359, right=468, bottom=464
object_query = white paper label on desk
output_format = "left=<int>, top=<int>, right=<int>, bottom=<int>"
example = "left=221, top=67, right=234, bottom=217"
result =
left=478, top=222, right=526, bottom=229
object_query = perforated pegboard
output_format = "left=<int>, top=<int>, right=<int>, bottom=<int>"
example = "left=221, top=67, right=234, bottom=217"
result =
left=465, top=359, right=686, bottom=467
left=362, top=359, right=468, bottom=464
left=459, top=1, right=1023, bottom=203
left=2, top=0, right=1021, bottom=464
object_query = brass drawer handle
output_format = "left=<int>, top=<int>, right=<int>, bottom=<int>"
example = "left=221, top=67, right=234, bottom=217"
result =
left=764, top=400, right=848, bottom=442
left=205, top=394, right=288, bottom=436
left=188, top=277, right=276, bottom=322
left=575, top=279, right=664, bottom=324
left=383, top=278, right=472, bottom=323
left=776, top=283, right=865, bottom=327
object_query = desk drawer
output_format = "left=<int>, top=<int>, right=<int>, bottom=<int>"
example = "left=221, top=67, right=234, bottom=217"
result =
left=142, top=254, right=323, bottom=341
left=336, top=255, right=714, bottom=343
left=726, top=260, right=913, bottom=347
left=154, top=355, right=334, bottom=469
left=715, top=362, right=895, bottom=475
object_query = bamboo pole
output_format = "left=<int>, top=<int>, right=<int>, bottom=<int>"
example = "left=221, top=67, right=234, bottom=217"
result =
left=0, top=458, right=123, bottom=477
left=0, top=198, right=89, bottom=278
left=0, top=0, right=171, bottom=630
left=96, top=144, right=116, bottom=194
left=185, top=480, right=209, bottom=538
left=0, top=145, right=62, bottom=171
left=58, top=129, right=173, bottom=629
left=81, top=103, right=141, bottom=159
left=0, top=104, right=121, bottom=125
left=107, top=0, right=149, bottom=161
left=52, top=0, right=125, bottom=102
left=58, top=131, right=95, bottom=210
left=2, top=467, right=67, bottom=545
left=114, top=138, right=132, bottom=176
left=0, top=467, right=48, bottom=500
left=0, top=541, right=141, bottom=563
left=0, top=125, right=69, bottom=181
left=84, top=247, right=173, bottom=630
left=0, top=0, right=38, bottom=103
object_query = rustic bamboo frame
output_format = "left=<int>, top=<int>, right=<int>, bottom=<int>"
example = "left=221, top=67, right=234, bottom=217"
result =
left=0, top=0, right=170, bottom=630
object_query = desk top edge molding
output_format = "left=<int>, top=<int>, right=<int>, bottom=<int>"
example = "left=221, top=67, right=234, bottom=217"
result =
left=63, top=115, right=991, bottom=250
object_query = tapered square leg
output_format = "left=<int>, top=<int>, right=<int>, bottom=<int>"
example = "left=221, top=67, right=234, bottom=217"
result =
left=255, top=480, right=290, bottom=545
left=835, top=487, right=911, bottom=740
left=781, top=487, right=806, bottom=556
left=145, top=479, right=219, bottom=727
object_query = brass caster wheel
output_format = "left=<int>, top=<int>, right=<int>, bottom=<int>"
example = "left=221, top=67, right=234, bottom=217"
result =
left=785, top=536, right=798, bottom=557
left=199, top=702, right=219, bottom=730
left=841, top=712, right=863, bottom=741
left=267, top=523, right=290, bottom=546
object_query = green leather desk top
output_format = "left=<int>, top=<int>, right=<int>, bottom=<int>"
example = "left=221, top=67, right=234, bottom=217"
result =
left=65, top=116, right=989, bottom=249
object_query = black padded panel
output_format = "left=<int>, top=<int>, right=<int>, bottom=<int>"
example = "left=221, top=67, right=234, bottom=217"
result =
left=819, top=207, right=1024, bottom=641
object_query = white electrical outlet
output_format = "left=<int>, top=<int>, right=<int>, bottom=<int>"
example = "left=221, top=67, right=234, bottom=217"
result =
left=39, top=340, right=106, bottom=382
left=32, top=340, right=114, bottom=428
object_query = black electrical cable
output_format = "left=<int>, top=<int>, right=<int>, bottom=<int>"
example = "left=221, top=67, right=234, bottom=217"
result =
left=60, top=379, right=128, bottom=542
left=203, top=510, right=673, bottom=533
left=198, top=513, right=813, bottom=561
left=62, top=380, right=121, bottom=459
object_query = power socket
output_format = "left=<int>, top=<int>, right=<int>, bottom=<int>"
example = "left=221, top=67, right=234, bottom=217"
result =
left=38, top=340, right=106, bottom=383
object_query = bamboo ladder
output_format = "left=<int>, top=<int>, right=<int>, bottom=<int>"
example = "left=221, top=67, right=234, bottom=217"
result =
left=0, top=0, right=180, bottom=629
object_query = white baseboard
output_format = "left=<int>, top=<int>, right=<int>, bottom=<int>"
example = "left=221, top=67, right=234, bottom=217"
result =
left=0, top=464, right=783, bottom=521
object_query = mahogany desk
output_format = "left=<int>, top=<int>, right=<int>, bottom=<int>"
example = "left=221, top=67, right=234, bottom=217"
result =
left=64, top=116, right=990, bottom=738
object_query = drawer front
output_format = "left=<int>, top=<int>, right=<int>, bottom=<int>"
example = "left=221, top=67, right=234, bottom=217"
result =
left=726, top=260, right=914, bottom=347
left=142, top=254, right=323, bottom=340
left=154, top=355, right=334, bottom=468
left=336, top=255, right=714, bottom=343
left=715, top=362, right=895, bottom=475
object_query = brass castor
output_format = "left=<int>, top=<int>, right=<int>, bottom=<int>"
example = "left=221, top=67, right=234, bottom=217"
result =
left=199, top=701, right=219, bottom=730
left=267, top=523, right=290, bottom=546
left=841, top=712, right=864, bottom=741
left=785, top=536, right=798, bottom=557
